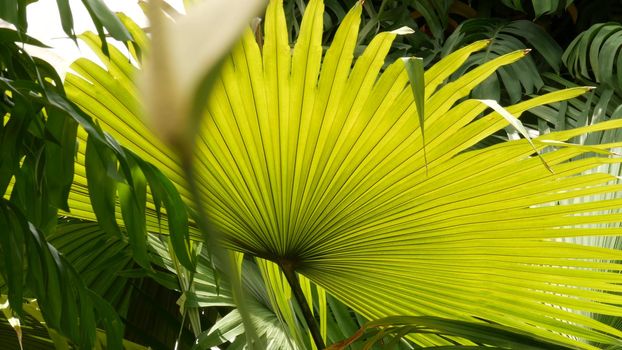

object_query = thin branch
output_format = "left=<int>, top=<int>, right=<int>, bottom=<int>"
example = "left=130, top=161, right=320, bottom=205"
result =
left=182, top=157, right=261, bottom=349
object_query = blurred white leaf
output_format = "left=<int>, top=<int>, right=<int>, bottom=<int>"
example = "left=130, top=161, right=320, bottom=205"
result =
left=142, top=0, right=265, bottom=151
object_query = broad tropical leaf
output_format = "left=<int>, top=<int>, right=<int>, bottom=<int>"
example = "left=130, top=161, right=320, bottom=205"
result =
left=65, top=0, right=622, bottom=348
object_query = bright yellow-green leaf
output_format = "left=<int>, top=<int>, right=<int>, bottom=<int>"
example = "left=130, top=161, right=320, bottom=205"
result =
left=142, top=0, right=265, bottom=151
left=65, top=0, right=622, bottom=347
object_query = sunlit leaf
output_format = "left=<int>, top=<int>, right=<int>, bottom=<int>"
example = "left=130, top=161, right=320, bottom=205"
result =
left=66, top=0, right=622, bottom=347
left=142, top=0, right=266, bottom=151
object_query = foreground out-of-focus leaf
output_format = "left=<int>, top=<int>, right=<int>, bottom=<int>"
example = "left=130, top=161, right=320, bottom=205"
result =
left=142, top=0, right=266, bottom=151
left=85, top=135, right=122, bottom=238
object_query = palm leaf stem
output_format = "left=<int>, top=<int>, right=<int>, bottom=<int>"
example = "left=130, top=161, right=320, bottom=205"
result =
left=281, top=262, right=325, bottom=350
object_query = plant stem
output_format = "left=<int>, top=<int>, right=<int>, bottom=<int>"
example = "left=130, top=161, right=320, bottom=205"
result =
left=281, top=263, right=325, bottom=350
left=181, top=157, right=260, bottom=348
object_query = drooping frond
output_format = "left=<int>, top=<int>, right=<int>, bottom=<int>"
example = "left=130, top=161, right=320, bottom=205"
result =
left=65, top=0, right=622, bottom=347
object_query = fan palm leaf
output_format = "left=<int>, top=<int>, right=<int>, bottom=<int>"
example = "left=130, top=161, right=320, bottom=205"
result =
left=64, top=0, right=622, bottom=347
left=523, top=74, right=622, bottom=347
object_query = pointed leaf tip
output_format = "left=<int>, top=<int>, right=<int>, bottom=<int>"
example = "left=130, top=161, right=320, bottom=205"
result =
left=478, top=99, right=554, bottom=173
left=523, top=48, right=532, bottom=55
left=402, top=56, right=427, bottom=172
left=391, top=27, right=415, bottom=35
left=402, top=57, right=426, bottom=128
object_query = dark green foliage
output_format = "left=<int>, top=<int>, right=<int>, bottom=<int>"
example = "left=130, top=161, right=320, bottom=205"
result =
left=500, top=0, right=575, bottom=18
left=84, top=132, right=196, bottom=272
left=563, top=22, right=622, bottom=92
left=0, top=0, right=132, bottom=55
left=443, top=19, right=562, bottom=102
left=85, top=133, right=123, bottom=238
left=0, top=199, right=124, bottom=349
left=133, top=155, right=194, bottom=270
left=0, top=24, right=193, bottom=349
left=0, top=28, right=124, bottom=349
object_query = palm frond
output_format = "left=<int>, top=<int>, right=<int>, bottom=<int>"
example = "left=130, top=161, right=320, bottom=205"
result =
left=529, top=73, right=622, bottom=134
left=563, top=22, right=622, bottom=93
left=49, top=221, right=136, bottom=313
left=524, top=73, right=622, bottom=348
left=500, top=0, right=575, bottom=18
left=65, top=0, right=622, bottom=347
left=192, top=261, right=303, bottom=350
left=0, top=297, right=149, bottom=350
left=442, top=18, right=562, bottom=103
